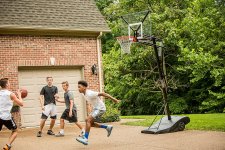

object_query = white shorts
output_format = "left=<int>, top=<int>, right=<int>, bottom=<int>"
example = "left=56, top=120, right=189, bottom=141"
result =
left=90, top=109, right=105, bottom=119
left=41, top=103, right=57, bottom=119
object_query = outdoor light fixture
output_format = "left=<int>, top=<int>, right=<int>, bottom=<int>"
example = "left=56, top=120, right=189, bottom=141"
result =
left=91, top=64, right=98, bottom=75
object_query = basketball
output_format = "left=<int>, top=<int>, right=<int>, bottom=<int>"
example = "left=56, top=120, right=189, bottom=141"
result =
left=21, top=89, right=28, bottom=98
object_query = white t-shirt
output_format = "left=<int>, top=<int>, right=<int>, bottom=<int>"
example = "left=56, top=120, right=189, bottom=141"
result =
left=0, top=89, right=13, bottom=120
left=82, top=90, right=106, bottom=110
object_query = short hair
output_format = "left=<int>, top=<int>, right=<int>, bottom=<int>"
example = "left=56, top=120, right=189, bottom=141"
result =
left=78, top=80, right=88, bottom=87
left=61, top=81, right=69, bottom=86
left=46, top=76, right=53, bottom=80
left=0, top=78, right=9, bottom=88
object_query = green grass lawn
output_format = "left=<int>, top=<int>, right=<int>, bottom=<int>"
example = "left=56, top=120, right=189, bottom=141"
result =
left=121, top=113, right=225, bottom=132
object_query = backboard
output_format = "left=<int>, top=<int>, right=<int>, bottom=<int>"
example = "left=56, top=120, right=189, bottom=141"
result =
left=120, top=10, right=152, bottom=41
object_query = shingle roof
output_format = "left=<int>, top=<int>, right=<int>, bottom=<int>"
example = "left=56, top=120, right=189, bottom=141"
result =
left=0, top=0, right=110, bottom=33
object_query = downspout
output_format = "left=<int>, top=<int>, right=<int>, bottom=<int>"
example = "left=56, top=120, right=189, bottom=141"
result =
left=97, top=32, right=103, bottom=92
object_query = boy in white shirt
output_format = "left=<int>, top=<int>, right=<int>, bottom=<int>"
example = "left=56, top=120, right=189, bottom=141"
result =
left=76, top=80, right=120, bottom=145
left=0, top=78, right=24, bottom=150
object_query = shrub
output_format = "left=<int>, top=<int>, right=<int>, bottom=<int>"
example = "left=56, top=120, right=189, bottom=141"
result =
left=169, top=97, right=188, bottom=114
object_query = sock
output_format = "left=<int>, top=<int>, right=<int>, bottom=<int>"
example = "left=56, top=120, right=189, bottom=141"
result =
left=60, top=129, right=64, bottom=134
left=84, top=132, right=89, bottom=139
left=7, top=144, right=11, bottom=148
left=82, top=128, right=85, bottom=133
left=100, top=124, right=108, bottom=129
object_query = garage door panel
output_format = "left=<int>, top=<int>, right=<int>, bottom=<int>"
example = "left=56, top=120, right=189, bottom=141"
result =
left=23, top=100, right=37, bottom=108
left=19, top=68, right=85, bottom=127
left=21, top=107, right=37, bottom=115
left=23, top=115, right=36, bottom=124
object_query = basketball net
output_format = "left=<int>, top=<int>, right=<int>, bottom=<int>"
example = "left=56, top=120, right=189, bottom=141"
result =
left=117, top=36, right=136, bottom=54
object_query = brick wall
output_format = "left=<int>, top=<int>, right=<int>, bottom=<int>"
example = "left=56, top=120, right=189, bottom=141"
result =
left=0, top=35, right=101, bottom=92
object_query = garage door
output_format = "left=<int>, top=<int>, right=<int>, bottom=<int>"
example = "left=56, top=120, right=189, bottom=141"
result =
left=18, top=67, right=86, bottom=127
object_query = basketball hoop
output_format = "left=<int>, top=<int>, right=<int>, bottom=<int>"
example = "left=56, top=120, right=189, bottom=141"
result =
left=116, top=36, right=137, bottom=54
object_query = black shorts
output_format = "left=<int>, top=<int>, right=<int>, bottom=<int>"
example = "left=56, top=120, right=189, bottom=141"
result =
left=0, top=118, right=17, bottom=131
left=61, top=109, right=78, bottom=123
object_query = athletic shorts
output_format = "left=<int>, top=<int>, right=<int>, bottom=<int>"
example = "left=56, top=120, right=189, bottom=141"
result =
left=41, top=103, right=57, bottom=119
left=0, top=118, right=17, bottom=131
left=90, top=109, right=106, bottom=121
left=61, top=109, right=78, bottom=123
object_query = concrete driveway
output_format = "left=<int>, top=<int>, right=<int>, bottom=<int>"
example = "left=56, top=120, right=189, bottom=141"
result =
left=1, top=120, right=225, bottom=150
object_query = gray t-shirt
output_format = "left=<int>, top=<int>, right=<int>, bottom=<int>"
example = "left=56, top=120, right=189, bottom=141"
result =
left=40, top=85, right=58, bottom=106
left=64, top=91, right=76, bottom=110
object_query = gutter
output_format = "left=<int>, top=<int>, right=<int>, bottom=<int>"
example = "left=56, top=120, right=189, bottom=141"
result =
left=97, top=32, right=103, bottom=92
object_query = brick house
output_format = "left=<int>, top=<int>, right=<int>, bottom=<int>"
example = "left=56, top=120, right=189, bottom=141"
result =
left=0, top=0, right=110, bottom=127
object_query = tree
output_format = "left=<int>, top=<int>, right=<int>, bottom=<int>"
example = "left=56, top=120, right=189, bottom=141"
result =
left=95, top=0, right=225, bottom=115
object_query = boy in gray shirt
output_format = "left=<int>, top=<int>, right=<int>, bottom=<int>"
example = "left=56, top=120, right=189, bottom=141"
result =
left=55, top=81, right=84, bottom=137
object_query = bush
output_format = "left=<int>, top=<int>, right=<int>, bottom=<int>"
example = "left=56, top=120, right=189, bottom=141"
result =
left=169, top=97, right=188, bottom=114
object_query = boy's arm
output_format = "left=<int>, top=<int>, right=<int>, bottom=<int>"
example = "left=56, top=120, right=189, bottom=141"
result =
left=69, top=100, right=73, bottom=117
left=54, top=94, right=65, bottom=103
left=55, top=97, right=65, bottom=103
left=98, top=92, right=120, bottom=103
left=39, top=95, right=45, bottom=110
left=40, top=87, right=45, bottom=110
left=10, top=90, right=23, bottom=107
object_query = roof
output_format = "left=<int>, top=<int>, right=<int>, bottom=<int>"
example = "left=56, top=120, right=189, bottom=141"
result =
left=0, top=0, right=111, bottom=34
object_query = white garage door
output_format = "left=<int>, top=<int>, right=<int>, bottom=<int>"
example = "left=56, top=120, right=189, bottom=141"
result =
left=18, top=67, right=86, bottom=127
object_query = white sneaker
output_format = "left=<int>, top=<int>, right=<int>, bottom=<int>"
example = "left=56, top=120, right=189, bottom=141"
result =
left=76, top=136, right=88, bottom=145
left=106, top=125, right=113, bottom=137
left=55, top=132, right=64, bottom=137
left=79, top=130, right=85, bottom=137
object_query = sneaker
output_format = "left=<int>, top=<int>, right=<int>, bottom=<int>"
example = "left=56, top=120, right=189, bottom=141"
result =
left=37, top=131, right=42, bottom=137
left=106, top=125, right=113, bottom=137
left=79, top=130, right=85, bottom=137
left=3, top=144, right=11, bottom=150
left=76, top=136, right=88, bottom=145
left=47, top=130, right=55, bottom=135
left=55, top=132, right=64, bottom=137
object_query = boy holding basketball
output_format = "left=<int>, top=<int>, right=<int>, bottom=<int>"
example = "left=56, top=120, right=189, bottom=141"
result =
left=0, top=78, right=24, bottom=150
left=37, top=77, right=58, bottom=137
left=76, top=80, right=120, bottom=145
left=55, top=81, right=85, bottom=137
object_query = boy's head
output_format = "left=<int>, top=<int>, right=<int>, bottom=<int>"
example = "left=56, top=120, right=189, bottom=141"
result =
left=0, top=78, right=9, bottom=89
left=78, top=80, right=88, bottom=93
left=61, top=81, right=69, bottom=91
left=46, top=77, right=53, bottom=86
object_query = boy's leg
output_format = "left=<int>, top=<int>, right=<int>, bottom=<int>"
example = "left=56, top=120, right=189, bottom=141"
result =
left=47, top=118, right=55, bottom=135
left=85, top=115, right=94, bottom=134
left=96, top=122, right=113, bottom=137
left=48, top=104, right=57, bottom=135
left=39, top=119, right=46, bottom=132
left=76, top=115, right=94, bottom=145
left=76, top=109, right=112, bottom=145
left=37, top=119, right=46, bottom=137
left=37, top=104, right=50, bottom=137
left=49, top=118, right=56, bottom=131
left=3, top=131, right=17, bottom=150
left=8, top=130, right=18, bottom=146
left=75, top=121, right=85, bottom=136
left=2, top=118, right=17, bottom=149
left=60, top=118, right=65, bottom=130
left=73, top=110, right=84, bottom=131
left=75, top=121, right=83, bottom=130
left=91, top=110, right=113, bottom=137
left=55, top=119, right=65, bottom=137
